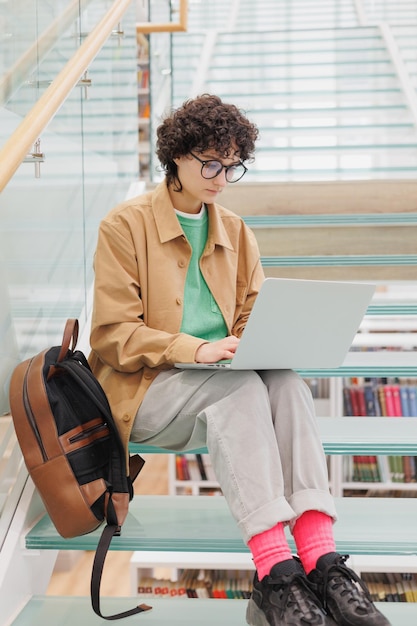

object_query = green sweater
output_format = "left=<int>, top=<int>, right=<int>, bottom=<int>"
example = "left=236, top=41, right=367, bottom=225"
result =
left=176, top=207, right=228, bottom=342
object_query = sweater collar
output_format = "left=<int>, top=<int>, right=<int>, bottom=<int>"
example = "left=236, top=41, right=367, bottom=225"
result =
left=152, top=181, right=234, bottom=251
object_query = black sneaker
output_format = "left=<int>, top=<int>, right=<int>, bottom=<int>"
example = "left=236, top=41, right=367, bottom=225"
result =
left=246, top=558, right=337, bottom=625
left=308, top=553, right=391, bottom=626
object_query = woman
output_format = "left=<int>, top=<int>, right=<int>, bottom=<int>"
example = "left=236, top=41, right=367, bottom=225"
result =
left=89, top=94, right=389, bottom=626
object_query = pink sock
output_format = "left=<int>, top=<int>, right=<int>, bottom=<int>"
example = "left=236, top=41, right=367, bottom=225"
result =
left=248, top=522, right=293, bottom=580
left=292, top=510, right=336, bottom=574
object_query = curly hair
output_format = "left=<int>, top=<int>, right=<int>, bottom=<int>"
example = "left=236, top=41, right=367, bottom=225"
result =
left=156, top=94, right=259, bottom=188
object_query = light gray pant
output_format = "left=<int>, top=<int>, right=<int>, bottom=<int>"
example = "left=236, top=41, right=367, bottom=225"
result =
left=130, top=368, right=337, bottom=544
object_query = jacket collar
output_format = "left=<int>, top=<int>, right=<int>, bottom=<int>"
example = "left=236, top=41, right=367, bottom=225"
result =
left=152, top=181, right=234, bottom=251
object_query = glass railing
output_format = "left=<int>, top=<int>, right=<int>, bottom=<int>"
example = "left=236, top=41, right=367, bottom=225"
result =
left=147, top=0, right=173, bottom=179
left=0, top=0, right=138, bottom=416
left=0, top=416, right=27, bottom=553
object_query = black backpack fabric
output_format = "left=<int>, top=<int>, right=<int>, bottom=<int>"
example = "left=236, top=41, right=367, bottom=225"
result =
left=9, top=318, right=151, bottom=620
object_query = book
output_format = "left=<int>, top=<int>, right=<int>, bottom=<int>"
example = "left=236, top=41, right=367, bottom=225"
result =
left=201, top=454, right=217, bottom=482
left=175, top=454, right=190, bottom=481
left=348, top=386, right=361, bottom=416
left=175, top=454, right=184, bottom=480
left=377, top=386, right=387, bottom=416
left=391, top=384, right=403, bottom=416
left=408, top=386, right=417, bottom=416
left=400, top=386, right=411, bottom=417
left=343, top=386, right=353, bottom=415
left=185, top=454, right=203, bottom=482
left=401, top=576, right=416, bottom=602
left=195, top=454, right=208, bottom=480
left=181, top=455, right=190, bottom=481
left=364, top=383, right=378, bottom=416
left=384, top=385, right=396, bottom=417
left=403, top=456, right=413, bottom=483
left=377, top=455, right=391, bottom=483
left=356, top=386, right=367, bottom=416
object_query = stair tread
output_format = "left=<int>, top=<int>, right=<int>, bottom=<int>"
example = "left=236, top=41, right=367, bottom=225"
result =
left=131, top=416, right=417, bottom=456
left=25, top=496, right=417, bottom=555
left=10, top=596, right=417, bottom=626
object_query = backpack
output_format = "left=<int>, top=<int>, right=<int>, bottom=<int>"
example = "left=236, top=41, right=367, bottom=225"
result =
left=8, top=318, right=151, bottom=620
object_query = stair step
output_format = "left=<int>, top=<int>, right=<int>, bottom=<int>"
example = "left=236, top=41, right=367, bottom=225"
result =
left=9, top=596, right=417, bottom=626
left=131, top=416, right=417, bottom=456
left=25, top=496, right=417, bottom=556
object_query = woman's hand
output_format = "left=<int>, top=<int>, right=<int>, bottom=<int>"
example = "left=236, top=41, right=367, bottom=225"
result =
left=195, top=336, right=240, bottom=363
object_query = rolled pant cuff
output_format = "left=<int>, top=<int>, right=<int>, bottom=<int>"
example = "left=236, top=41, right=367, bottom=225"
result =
left=288, top=489, right=338, bottom=531
left=238, top=496, right=296, bottom=544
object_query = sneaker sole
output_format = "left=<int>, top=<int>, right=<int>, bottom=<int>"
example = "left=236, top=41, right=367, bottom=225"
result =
left=246, top=599, right=270, bottom=626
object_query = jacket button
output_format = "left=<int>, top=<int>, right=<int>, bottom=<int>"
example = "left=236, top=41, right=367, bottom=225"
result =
left=176, top=297, right=182, bottom=305
left=144, top=371, right=153, bottom=380
left=122, top=414, right=131, bottom=423
left=178, top=259, right=185, bottom=268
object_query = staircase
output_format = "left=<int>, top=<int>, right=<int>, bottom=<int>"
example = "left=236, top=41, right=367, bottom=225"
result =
left=2, top=1, right=417, bottom=624
left=171, top=0, right=417, bottom=182
left=4, top=404, right=417, bottom=624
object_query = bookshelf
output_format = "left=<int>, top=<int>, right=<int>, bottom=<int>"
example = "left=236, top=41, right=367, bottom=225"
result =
left=130, top=552, right=417, bottom=602
left=129, top=551, right=254, bottom=598
left=339, top=292, right=417, bottom=494
left=170, top=453, right=222, bottom=496
left=342, top=375, right=417, bottom=488
left=168, top=379, right=417, bottom=496
left=348, top=556, right=417, bottom=603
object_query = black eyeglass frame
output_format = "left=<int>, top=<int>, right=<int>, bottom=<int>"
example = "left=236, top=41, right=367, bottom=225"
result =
left=189, top=151, right=248, bottom=183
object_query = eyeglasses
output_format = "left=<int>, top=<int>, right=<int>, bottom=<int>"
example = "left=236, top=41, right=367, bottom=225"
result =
left=190, top=152, right=247, bottom=183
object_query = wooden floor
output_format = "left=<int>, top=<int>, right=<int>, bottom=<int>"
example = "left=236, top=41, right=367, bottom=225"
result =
left=46, top=454, right=169, bottom=597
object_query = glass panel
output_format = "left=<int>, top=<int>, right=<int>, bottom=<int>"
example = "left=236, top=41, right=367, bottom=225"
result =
left=0, top=0, right=138, bottom=410
left=147, top=0, right=172, bottom=182
left=0, top=1, right=107, bottom=119
left=0, top=416, right=27, bottom=552
left=172, top=32, right=204, bottom=106
left=0, top=84, right=84, bottom=361
left=80, top=1, right=139, bottom=294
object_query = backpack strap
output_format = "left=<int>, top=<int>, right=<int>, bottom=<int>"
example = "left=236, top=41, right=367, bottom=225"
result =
left=57, top=318, right=79, bottom=362
left=91, top=523, right=152, bottom=620
left=129, top=453, right=146, bottom=483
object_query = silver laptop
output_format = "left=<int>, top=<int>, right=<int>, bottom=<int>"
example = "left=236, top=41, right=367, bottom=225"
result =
left=175, top=277, right=375, bottom=370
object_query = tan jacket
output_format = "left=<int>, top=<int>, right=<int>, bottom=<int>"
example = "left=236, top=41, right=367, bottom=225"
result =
left=89, top=181, right=265, bottom=453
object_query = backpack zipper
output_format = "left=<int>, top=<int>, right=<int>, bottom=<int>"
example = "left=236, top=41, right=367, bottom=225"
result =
left=68, top=421, right=109, bottom=444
